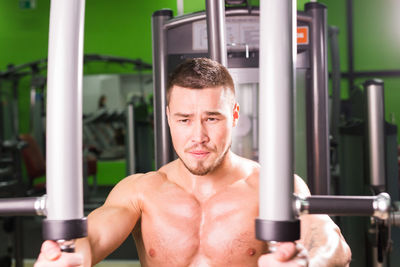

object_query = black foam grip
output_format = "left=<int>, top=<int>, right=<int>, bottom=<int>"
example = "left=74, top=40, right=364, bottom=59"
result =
left=255, top=218, right=301, bottom=242
left=42, top=218, right=87, bottom=241
left=308, top=196, right=374, bottom=215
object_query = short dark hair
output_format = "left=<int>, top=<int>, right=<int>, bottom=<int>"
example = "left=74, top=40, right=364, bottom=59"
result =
left=166, top=58, right=235, bottom=105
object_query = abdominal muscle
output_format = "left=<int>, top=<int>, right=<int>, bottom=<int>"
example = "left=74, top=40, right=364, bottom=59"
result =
left=131, top=173, right=267, bottom=267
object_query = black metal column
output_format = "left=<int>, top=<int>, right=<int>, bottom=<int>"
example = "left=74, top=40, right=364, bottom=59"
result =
left=305, top=2, right=330, bottom=195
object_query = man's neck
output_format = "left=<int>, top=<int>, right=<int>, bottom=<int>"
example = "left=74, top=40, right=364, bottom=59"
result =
left=175, top=151, right=238, bottom=202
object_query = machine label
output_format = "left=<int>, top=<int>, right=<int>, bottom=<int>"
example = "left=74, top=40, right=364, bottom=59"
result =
left=192, top=16, right=260, bottom=51
left=297, top=26, right=309, bottom=45
left=192, top=19, right=308, bottom=49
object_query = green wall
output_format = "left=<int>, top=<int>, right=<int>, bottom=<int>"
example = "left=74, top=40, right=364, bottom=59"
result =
left=0, top=0, right=312, bottom=70
left=0, top=0, right=181, bottom=185
left=320, top=0, right=400, bottom=142
left=6, top=0, right=399, bottom=184
left=1, top=1, right=312, bottom=185
left=0, top=0, right=178, bottom=68
left=351, top=0, right=400, bottom=132
left=0, top=0, right=182, bottom=136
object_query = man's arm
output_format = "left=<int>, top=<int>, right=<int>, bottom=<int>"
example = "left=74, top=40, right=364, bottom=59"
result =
left=257, top=176, right=351, bottom=267
left=295, top=175, right=352, bottom=267
left=35, top=173, right=145, bottom=267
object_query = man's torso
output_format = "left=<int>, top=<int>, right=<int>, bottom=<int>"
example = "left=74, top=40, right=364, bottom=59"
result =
left=132, top=159, right=267, bottom=267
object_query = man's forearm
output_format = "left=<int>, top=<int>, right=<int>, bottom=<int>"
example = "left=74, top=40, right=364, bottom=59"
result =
left=305, top=224, right=351, bottom=267
left=76, top=237, right=93, bottom=267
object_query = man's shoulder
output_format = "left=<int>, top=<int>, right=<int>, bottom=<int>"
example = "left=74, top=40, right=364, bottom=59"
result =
left=232, top=153, right=260, bottom=173
left=102, top=171, right=170, bottom=209
left=230, top=153, right=260, bottom=187
left=106, top=171, right=167, bottom=198
left=119, top=170, right=169, bottom=188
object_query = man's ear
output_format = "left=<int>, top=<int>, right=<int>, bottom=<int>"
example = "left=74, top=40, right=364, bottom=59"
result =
left=233, top=102, right=239, bottom=127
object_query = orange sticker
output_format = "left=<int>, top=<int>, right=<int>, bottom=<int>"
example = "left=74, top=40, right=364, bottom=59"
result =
left=297, top=26, right=308, bottom=45
left=233, top=103, right=239, bottom=120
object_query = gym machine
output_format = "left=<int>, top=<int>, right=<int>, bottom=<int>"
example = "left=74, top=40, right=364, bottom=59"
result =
left=0, top=68, right=27, bottom=267
left=152, top=0, right=329, bottom=195
left=0, top=0, right=88, bottom=255
left=125, top=95, right=155, bottom=175
left=0, top=0, right=155, bottom=258
left=152, top=0, right=400, bottom=265
left=0, top=0, right=397, bottom=266
left=0, top=59, right=48, bottom=157
left=257, top=1, right=400, bottom=267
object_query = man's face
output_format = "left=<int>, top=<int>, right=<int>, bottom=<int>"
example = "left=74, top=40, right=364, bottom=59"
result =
left=167, top=85, right=237, bottom=176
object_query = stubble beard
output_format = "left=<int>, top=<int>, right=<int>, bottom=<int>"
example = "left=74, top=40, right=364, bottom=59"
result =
left=180, top=144, right=231, bottom=176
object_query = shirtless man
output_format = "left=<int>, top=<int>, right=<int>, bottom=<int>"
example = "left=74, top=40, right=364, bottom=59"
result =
left=35, top=58, right=351, bottom=267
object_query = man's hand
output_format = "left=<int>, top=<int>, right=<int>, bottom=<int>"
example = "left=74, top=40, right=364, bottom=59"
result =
left=34, top=240, right=84, bottom=267
left=258, top=242, right=308, bottom=267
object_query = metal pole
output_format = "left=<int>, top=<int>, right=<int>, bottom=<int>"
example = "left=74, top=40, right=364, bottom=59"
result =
left=126, top=101, right=136, bottom=175
left=0, top=196, right=46, bottom=216
left=29, top=85, right=36, bottom=134
left=329, top=26, right=341, bottom=144
left=44, top=0, right=87, bottom=247
left=177, top=0, right=184, bottom=16
left=152, top=9, right=173, bottom=169
left=346, top=0, right=355, bottom=91
left=305, top=2, right=330, bottom=195
left=14, top=217, right=23, bottom=267
left=205, top=0, right=227, bottom=66
left=0, top=80, right=3, bottom=144
left=256, top=0, right=300, bottom=242
left=365, top=79, right=386, bottom=192
left=11, top=78, right=20, bottom=137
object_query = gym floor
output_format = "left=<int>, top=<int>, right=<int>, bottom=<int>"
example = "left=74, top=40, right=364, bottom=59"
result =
left=12, top=259, right=140, bottom=267
left=12, top=260, right=141, bottom=267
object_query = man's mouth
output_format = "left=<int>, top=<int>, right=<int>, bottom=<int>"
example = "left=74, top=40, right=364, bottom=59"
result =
left=188, top=150, right=210, bottom=158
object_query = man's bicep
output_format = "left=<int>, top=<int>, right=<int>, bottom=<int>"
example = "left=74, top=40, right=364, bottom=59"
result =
left=86, top=175, right=144, bottom=264
left=294, top=174, right=311, bottom=197
left=87, top=205, right=140, bottom=262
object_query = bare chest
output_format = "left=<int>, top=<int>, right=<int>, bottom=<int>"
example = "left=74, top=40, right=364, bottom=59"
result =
left=134, top=183, right=266, bottom=267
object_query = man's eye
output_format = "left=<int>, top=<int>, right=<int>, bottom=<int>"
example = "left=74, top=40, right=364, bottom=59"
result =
left=179, top=119, right=189, bottom=123
left=207, top=117, right=218, bottom=122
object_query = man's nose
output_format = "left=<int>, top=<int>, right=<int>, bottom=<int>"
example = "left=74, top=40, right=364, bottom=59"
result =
left=191, top=120, right=209, bottom=144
